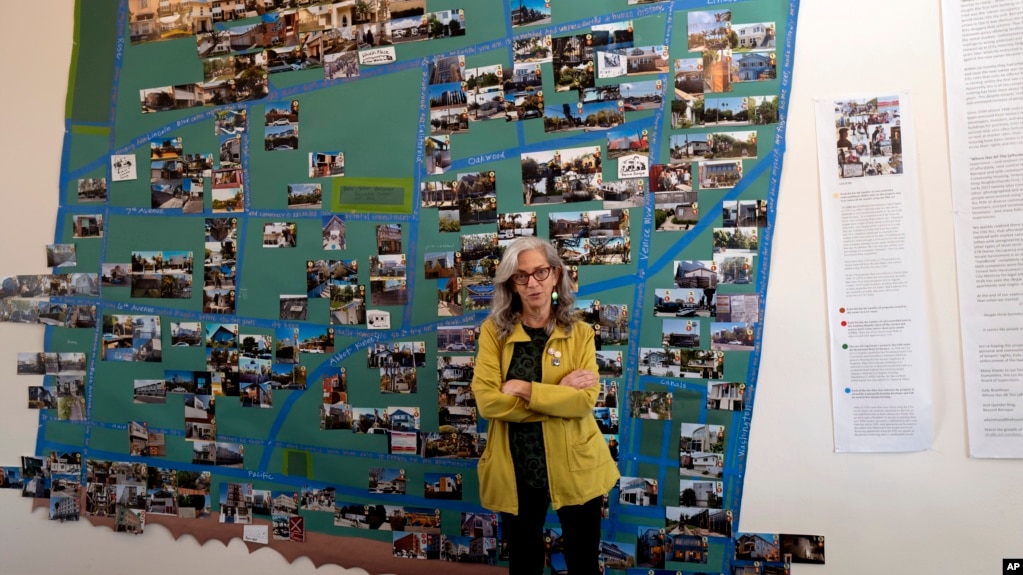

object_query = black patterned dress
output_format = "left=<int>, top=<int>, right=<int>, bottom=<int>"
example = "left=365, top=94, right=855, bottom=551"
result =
left=506, top=324, right=550, bottom=491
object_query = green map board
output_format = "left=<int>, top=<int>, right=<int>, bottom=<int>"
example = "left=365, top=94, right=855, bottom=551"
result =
left=12, top=0, right=812, bottom=573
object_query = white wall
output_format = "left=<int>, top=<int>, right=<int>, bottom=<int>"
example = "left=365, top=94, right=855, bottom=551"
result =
left=1, top=1, right=1020, bottom=574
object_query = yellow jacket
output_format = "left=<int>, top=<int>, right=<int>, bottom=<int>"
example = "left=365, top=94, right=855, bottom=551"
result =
left=472, top=318, right=620, bottom=514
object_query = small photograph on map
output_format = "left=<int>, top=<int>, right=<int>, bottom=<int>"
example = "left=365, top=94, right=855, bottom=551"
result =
left=386, top=406, right=421, bottom=433
left=298, top=324, right=333, bottom=356
left=218, top=133, right=241, bottom=169
left=369, top=467, right=407, bottom=494
left=679, top=422, right=726, bottom=468
left=265, top=100, right=299, bottom=125
left=214, top=108, right=247, bottom=135
left=463, top=66, right=506, bottom=123
left=133, top=379, right=165, bottom=404
left=598, top=45, right=669, bottom=79
left=497, top=211, right=536, bottom=246
left=662, top=318, right=701, bottom=349
left=211, top=186, right=243, bottom=213
left=240, top=382, right=272, bottom=408
left=680, top=479, right=724, bottom=509
left=607, top=126, right=649, bottom=159
left=551, top=34, right=595, bottom=92
left=710, top=321, right=755, bottom=352
left=379, top=366, right=417, bottom=394
left=424, top=472, right=462, bottom=500
left=271, top=491, right=299, bottom=519
left=722, top=199, right=768, bottom=228
left=706, top=381, right=745, bottom=411
left=40, top=352, right=86, bottom=375
left=77, top=177, right=107, bottom=203
left=701, top=49, right=734, bottom=94
left=688, top=10, right=733, bottom=52
left=421, top=179, right=456, bottom=208
left=55, top=376, right=86, bottom=421
left=73, top=214, right=104, bottom=239
left=309, top=151, right=344, bottom=178
left=439, top=209, right=459, bottom=233
left=100, top=264, right=131, bottom=288
left=698, top=159, right=743, bottom=190
left=65, top=304, right=97, bottom=329
left=427, top=55, right=465, bottom=85
left=265, top=123, right=298, bottom=151
left=240, top=352, right=272, bottom=386
left=369, top=254, right=408, bottom=306
left=437, top=277, right=462, bottom=317
left=544, top=100, right=622, bottom=134
left=388, top=0, right=427, bottom=40
left=300, top=486, right=336, bottom=512
left=212, top=167, right=241, bottom=190
left=521, top=145, right=602, bottom=205
left=265, top=362, right=294, bottom=388
left=424, top=251, right=457, bottom=280
left=321, top=402, right=353, bottom=430
left=425, top=8, right=466, bottom=40
left=329, top=284, right=365, bottom=325
left=0, top=466, right=23, bottom=489
left=322, top=215, right=347, bottom=250
left=629, top=391, right=672, bottom=420
left=712, top=254, right=755, bottom=287
left=439, top=405, right=476, bottom=432
left=377, top=224, right=402, bottom=255
left=618, top=476, right=658, bottom=506
left=287, top=183, right=321, bottom=209
left=263, top=222, right=297, bottom=248
left=17, top=352, right=44, bottom=375
left=503, top=63, right=544, bottom=122
left=150, top=136, right=183, bottom=160
left=510, top=0, right=551, bottom=28
left=779, top=534, right=825, bottom=565
left=735, top=532, right=781, bottom=561
left=600, top=178, right=645, bottom=210
left=218, top=482, right=253, bottom=524
left=424, top=135, right=452, bottom=175
left=368, top=341, right=425, bottom=368
left=170, top=321, right=202, bottom=347
left=350, top=407, right=387, bottom=435
left=279, top=294, right=308, bottom=321
left=324, top=50, right=359, bottom=80
left=28, top=385, right=57, bottom=409
left=46, top=244, right=76, bottom=268
left=513, top=35, right=552, bottom=64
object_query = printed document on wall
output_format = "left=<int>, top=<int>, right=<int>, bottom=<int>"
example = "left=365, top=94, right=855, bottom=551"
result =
left=814, top=92, right=933, bottom=452
left=943, top=0, right=1023, bottom=458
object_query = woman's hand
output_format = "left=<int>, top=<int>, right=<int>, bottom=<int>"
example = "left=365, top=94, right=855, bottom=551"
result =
left=558, top=369, right=598, bottom=390
left=501, top=379, right=532, bottom=401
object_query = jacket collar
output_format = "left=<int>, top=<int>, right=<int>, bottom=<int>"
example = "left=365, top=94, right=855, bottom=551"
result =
left=506, top=321, right=569, bottom=344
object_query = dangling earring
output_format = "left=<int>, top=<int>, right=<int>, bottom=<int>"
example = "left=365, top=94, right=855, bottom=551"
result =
left=551, top=290, right=559, bottom=305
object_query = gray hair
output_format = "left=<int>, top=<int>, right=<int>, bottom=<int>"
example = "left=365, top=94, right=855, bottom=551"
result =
left=488, top=237, right=577, bottom=340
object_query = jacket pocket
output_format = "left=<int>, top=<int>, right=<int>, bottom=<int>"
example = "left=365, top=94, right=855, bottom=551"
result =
left=566, top=429, right=600, bottom=471
left=476, top=453, right=507, bottom=511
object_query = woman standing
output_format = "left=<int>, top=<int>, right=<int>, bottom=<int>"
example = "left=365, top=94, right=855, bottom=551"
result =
left=472, top=237, right=619, bottom=575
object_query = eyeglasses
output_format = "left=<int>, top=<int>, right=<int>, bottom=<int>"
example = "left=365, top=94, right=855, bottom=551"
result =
left=509, top=266, right=553, bottom=285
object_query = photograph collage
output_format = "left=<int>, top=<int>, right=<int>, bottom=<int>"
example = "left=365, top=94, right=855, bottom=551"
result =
left=1, top=274, right=98, bottom=328
left=136, top=0, right=469, bottom=113
left=832, top=95, right=904, bottom=178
